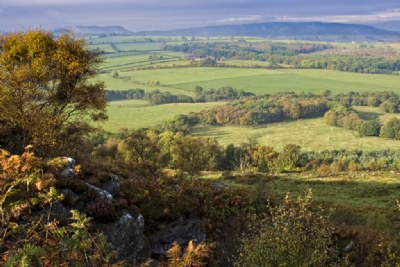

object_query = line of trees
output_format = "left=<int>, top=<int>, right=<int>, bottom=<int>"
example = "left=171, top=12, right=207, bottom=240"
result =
left=328, top=91, right=400, bottom=112
left=150, top=91, right=400, bottom=133
left=163, top=41, right=333, bottom=58
left=197, top=94, right=329, bottom=126
left=163, top=41, right=400, bottom=74
left=106, top=86, right=255, bottom=105
left=324, top=103, right=400, bottom=139
left=94, top=128, right=400, bottom=175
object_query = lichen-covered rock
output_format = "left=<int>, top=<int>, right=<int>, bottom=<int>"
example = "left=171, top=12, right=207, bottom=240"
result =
left=149, top=219, right=206, bottom=256
left=61, top=157, right=75, bottom=178
left=86, top=183, right=113, bottom=201
left=32, top=201, right=70, bottom=226
left=100, top=174, right=121, bottom=197
left=60, top=188, right=80, bottom=206
left=101, top=211, right=150, bottom=261
left=48, top=201, right=70, bottom=225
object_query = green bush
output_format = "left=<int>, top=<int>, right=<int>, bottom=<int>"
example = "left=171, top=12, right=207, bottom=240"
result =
left=380, top=118, right=400, bottom=140
left=358, top=120, right=381, bottom=137
left=235, top=190, right=338, bottom=267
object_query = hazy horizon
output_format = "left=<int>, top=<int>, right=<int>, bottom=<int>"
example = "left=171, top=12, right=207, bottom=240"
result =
left=1, top=0, right=400, bottom=32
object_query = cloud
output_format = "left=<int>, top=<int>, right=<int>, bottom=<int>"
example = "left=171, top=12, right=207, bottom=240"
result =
left=3, top=0, right=116, bottom=6
left=274, top=8, right=400, bottom=23
left=1, top=1, right=400, bottom=32
left=212, top=15, right=263, bottom=24
left=46, top=9, right=62, bottom=17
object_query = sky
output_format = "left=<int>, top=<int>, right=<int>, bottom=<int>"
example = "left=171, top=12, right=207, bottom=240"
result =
left=1, top=0, right=400, bottom=32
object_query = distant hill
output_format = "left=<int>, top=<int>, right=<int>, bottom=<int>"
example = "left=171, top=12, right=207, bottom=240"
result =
left=52, top=22, right=400, bottom=41
left=53, top=26, right=133, bottom=36
left=370, top=21, right=400, bottom=32
left=135, top=22, right=400, bottom=41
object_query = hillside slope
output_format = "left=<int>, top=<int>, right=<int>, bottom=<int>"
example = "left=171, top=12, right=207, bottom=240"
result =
left=135, top=22, right=400, bottom=41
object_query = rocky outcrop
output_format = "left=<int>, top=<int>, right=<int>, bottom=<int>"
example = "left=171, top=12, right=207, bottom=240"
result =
left=56, top=158, right=206, bottom=262
left=47, top=201, right=70, bottom=225
left=99, top=174, right=121, bottom=197
left=59, top=188, right=80, bottom=206
left=101, top=211, right=150, bottom=260
left=61, top=157, right=75, bottom=178
left=86, top=183, right=113, bottom=201
left=57, top=157, right=149, bottom=261
left=149, top=219, right=206, bottom=256
left=31, top=201, right=70, bottom=226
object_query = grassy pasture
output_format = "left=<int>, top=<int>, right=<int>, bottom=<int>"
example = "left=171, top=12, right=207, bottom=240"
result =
left=222, top=60, right=275, bottom=67
left=114, top=42, right=162, bottom=52
left=99, top=67, right=400, bottom=95
left=100, top=54, right=163, bottom=70
left=87, top=43, right=116, bottom=53
left=96, top=73, right=194, bottom=96
left=260, top=173, right=400, bottom=230
left=200, top=170, right=400, bottom=230
left=272, top=173, right=400, bottom=208
left=171, top=68, right=400, bottom=95
left=96, top=100, right=223, bottom=132
left=91, top=37, right=400, bottom=152
left=90, top=36, right=400, bottom=233
left=192, top=118, right=400, bottom=151
left=89, top=36, right=400, bottom=97
left=355, top=106, right=400, bottom=124
left=87, top=35, right=150, bottom=44
left=99, top=50, right=187, bottom=72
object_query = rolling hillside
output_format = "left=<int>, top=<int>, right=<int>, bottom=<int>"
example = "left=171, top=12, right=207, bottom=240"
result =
left=135, top=22, right=400, bottom=41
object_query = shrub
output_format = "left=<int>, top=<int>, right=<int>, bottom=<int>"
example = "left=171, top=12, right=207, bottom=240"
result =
left=358, top=120, right=381, bottom=137
left=380, top=118, right=400, bottom=140
left=235, top=190, right=338, bottom=267
left=166, top=241, right=213, bottom=267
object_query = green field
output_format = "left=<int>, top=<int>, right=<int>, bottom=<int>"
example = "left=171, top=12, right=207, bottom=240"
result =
left=355, top=105, right=400, bottom=123
left=96, top=100, right=223, bottom=131
left=92, top=36, right=400, bottom=229
left=192, top=117, right=400, bottom=151
left=88, top=36, right=400, bottom=97
left=90, top=37, right=400, bottom=152
left=99, top=101, right=400, bottom=151
left=199, top=166, right=400, bottom=231
left=221, top=172, right=400, bottom=230
left=100, top=68, right=400, bottom=95
left=272, top=173, right=400, bottom=208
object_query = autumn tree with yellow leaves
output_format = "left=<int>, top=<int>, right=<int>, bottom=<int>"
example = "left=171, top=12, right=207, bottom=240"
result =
left=0, top=31, right=107, bottom=156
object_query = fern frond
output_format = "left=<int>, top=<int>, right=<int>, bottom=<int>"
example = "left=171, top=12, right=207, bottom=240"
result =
left=5, top=244, right=46, bottom=267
